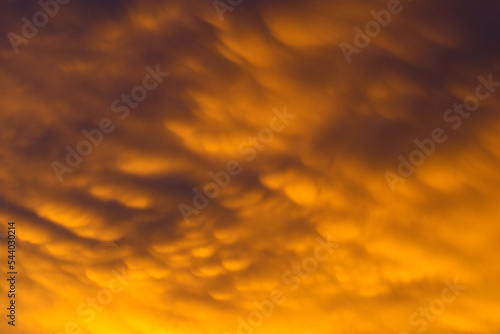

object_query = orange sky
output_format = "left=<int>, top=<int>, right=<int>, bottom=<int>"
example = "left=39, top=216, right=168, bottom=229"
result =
left=1, top=0, right=500, bottom=333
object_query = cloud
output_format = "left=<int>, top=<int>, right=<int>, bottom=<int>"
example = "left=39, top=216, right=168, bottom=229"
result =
left=0, top=0, right=500, bottom=333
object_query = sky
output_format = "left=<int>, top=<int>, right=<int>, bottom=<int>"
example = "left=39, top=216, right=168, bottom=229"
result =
left=1, top=0, right=500, bottom=333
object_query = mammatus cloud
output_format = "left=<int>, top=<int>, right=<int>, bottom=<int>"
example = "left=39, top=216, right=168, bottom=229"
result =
left=0, top=0, right=499, bottom=333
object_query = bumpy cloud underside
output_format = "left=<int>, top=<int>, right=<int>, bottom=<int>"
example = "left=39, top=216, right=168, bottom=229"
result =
left=0, top=0, right=500, bottom=333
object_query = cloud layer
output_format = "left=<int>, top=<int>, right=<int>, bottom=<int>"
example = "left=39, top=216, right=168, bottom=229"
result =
left=0, top=0, right=499, bottom=333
